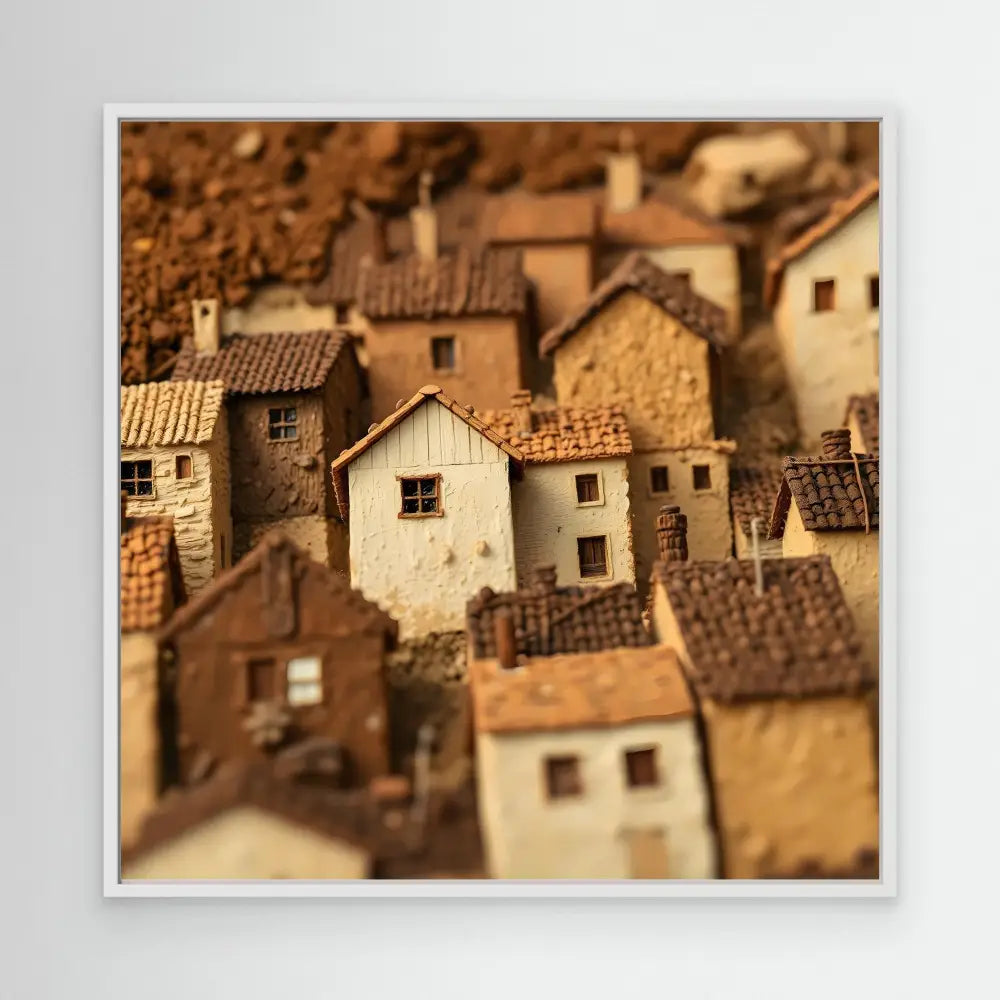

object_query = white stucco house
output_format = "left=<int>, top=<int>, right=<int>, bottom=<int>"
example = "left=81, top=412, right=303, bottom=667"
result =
left=482, top=390, right=636, bottom=589
left=331, top=385, right=524, bottom=639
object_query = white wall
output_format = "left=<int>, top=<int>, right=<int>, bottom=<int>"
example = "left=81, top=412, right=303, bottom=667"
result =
left=347, top=399, right=517, bottom=638
left=477, top=718, right=716, bottom=879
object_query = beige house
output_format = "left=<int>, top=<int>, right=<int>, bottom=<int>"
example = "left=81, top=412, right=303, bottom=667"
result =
left=729, top=464, right=784, bottom=560
left=764, top=179, right=880, bottom=446
left=121, top=379, right=231, bottom=595
left=482, top=390, right=635, bottom=588
left=845, top=392, right=879, bottom=455
left=467, top=572, right=716, bottom=879
left=650, top=514, right=878, bottom=879
left=540, top=252, right=736, bottom=582
left=767, top=428, right=880, bottom=671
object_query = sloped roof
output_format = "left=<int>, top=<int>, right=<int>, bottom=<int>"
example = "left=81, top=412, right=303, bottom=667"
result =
left=600, top=193, right=739, bottom=248
left=121, top=380, right=225, bottom=448
left=539, top=251, right=731, bottom=356
left=729, top=462, right=785, bottom=537
left=121, top=516, right=186, bottom=632
left=482, top=190, right=598, bottom=244
left=845, top=393, right=880, bottom=455
left=480, top=403, right=632, bottom=463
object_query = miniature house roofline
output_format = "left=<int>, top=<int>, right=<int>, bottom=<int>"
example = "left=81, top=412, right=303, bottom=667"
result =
left=120, top=379, right=227, bottom=448
left=763, top=177, right=880, bottom=307
left=330, top=385, right=526, bottom=524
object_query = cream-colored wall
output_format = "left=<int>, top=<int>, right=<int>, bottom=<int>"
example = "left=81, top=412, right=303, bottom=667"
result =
left=123, top=805, right=371, bottom=880
left=347, top=400, right=517, bottom=638
left=120, top=631, right=159, bottom=851
left=775, top=201, right=880, bottom=446
left=599, top=244, right=741, bottom=338
left=234, top=514, right=348, bottom=571
left=222, top=285, right=337, bottom=336
left=552, top=291, right=716, bottom=450
left=476, top=719, right=716, bottom=879
left=511, top=458, right=634, bottom=588
left=733, top=521, right=783, bottom=560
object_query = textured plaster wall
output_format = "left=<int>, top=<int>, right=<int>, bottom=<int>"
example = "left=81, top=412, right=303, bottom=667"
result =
left=776, top=201, right=880, bottom=446
left=476, top=718, right=716, bottom=879
left=222, top=284, right=337, bottom=336
left=233, top=514, right=347, bottom=570
left=511, top=458, right=634, bottom=588
left=733, top=522, right=783, bottom=560
left=122, top=805, right=370, bottom=880
left=521, top=243, right=594, bottom=335
left=347, top=400, right=517, bottom=638
left=120, top=632, right=159, bottom=850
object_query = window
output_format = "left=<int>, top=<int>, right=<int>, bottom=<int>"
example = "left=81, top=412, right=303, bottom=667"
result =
left=399, top=475, right=442, bottom=517
left=286, top=656, right=323, bottom=707
left=624, top=747, right=660, bottom=789
left=868, top=273, right=879, bottom=310
left=575, top=473, right=600, bottom=504
left=692, top=464, right=712, bottom=491
left=335, top=304, right=350, bottom=324
left=246, top=658, right=277, bottom=702
left=121, top=459, right=154, bottom=497
left=545, top=756, right=582, bottom=799
left=175, top=454, right=192, bottom=479
left=268, top=407, right=298, bottom=440
left=813, top=278, right=836, bottom=312
left=650, top=466, right=670, bottom=494
left=431, top=336, right=456, bottom=372
left=577, top=536, right=608, bottom=578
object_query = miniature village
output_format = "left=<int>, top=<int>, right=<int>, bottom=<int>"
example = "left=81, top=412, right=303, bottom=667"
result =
left=119, top=121, right=880, bottom=880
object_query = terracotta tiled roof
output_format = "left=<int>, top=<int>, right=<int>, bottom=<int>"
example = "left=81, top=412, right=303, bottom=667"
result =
left=171, top=329, right=350, bottom=395
left=539, top=251, right=730, bottom=356
left=653, top=556, right=874, bottom=701
left=470, top=645, right=693, bottom=734
left=121, top=516, right=185, bottom=632
left=600, top=194, right=738, bottom=247
left=729, top=463, right=785, bottom=537
left=845, top=393, right=879, bottom=455
left=121, top=380, right=225, bottom=448
left=466, top=572, right=650, bottom=660
left=355, top=247, right=528, bottom=321
left=483, top=190, right=598, bottom=243
left=480, top=404, right=632, bottom=463
left=330, top=385, right=526, bottom=523
left=764, top=178, right=879, bottom=306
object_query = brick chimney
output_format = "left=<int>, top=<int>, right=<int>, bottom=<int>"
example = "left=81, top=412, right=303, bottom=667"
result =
left=510, top=389, right=533, bottom=434
left=410, top=169, right=438, bottom=263
left=493, top=608, right=518, bottom=670
left=606, top=127, right=642, bottom=214
left=191, top=298, right=220, bottom=355
left=821, top=428, right=853, bottom=460
left=655, top=504, right=688, bottom=563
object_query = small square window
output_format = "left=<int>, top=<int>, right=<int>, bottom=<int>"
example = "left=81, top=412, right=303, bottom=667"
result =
left=692, top=464, right=712, bottom=491
left=175, top=454, right=192, bottom=479
left=545, top=756, right=582, bottom=799
left=650, top=466, right=670, bottom=494
left=868, top=274, right=879, bottom=310
left=399, top=475, right=442, bottom=517
left=246, top=658, right=277, bottom=703
left=577, top=536, right=608, bottom=578
left=287, top=655, right=323, bottom=707
left=575, top=473, right=600, bottom=504
left=431, top=336, right=456, bottom=372
left=624, top=747, right=660, bottom=789
left=268, top=407, right=298, bottom=441
left=121, top=459, right=154, bottom=498
left=813, top=278, right=836, bottom=312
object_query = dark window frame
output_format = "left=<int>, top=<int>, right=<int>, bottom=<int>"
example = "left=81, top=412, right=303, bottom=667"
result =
left=544, top=755, right=583, bottom=800
left=577, top=535, right=609, bottom=579
left=650, top=465, right=670, bottom=495
left=624, top=747, right=661, bottom=789
left=246, top=656, right=278, bottom=704
left=868, top=273, right=879, bottom=310
left=175, top=454, right=193, bottom=479
left=398, top=474, right=444, bottom=518
left=812, top=277, right=836, bottom=312
left=430, top=335, right=457, bottom=373
left=121, top=459, right=155, bottom=498
left=267, top=407, right=299, bottom=441
left=692, top=464, right=712, bottom=491
left=575, top=472, right=600, bottom=504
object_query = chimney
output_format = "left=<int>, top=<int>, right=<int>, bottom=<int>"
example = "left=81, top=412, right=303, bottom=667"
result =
left=191, top=298, right=220, bottom=355
left=606, top=127, right=642, bottom=214
left=655, top=505, right=688, bottom=563
left=351, top=198, right=387, bottom=265
left=510, top=389, right=533, bottom=434
left=410, top=169, right=438, bottom=262
left=821, top=428, right=853, bottom=461
left=493, top=608, right=518, bottom=670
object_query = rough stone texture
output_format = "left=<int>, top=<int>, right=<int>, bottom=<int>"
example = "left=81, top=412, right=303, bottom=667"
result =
left=233, top=514, right=347, bottom=572
left=120, top=631, right=160, bottom=850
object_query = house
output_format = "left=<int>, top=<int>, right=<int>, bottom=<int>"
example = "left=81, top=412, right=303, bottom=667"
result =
left=466, top=568, right=716, bottom=879
left=767, top=428, right=880, bottom=671
left=171, top=312, right=367, bottom=568
left=120, top=509, right=186, bottom=849
left=331, top=385, right=524, bottom=639
left=729, top=463, right=784, bottom=560
left=120, top=379, right=230, bottom=594
left=597, top=130, right=744, bottom=337
left=159, top=532, right=397, bottom=787
left=649, top=511, right=879, bottom=879
left=540, top=252, right=736, bottom=580
left=764, top=178, right=880, bottom=446
left=481, top=389, right=636, bottom=588
left=845, top=392, right=879, bottom=455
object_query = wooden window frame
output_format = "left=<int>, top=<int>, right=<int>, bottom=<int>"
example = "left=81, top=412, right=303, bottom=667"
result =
left=121, top=458, right=155, bottom=499
left=267, top=406, right=299, bottom=442
left=243, top=655, right=279, bottom=706
left=397, top=473, right=444, bottom=519
left=430, top=335, right=457, bottom=373
left=174, top=454, right=193, bottom=480
left=577, top=535, right=609, bottom=580
left=286, top=654, right=324, bottom=708
left=692, top=464, right=712, bottom=491
left=574, top=471, right=602, bottom=506
left=544, top=755, right=583, bottom=800
left=812, top=277, right=836, bottom=313
left=649, top=465, right=670, bottom=496
left=624, top=746, right=661, bottom=789
left=868, top=273, right=879, bottom=310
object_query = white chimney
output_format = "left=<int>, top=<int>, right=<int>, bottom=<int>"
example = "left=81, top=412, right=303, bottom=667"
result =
left=410, top=170, right=438, bottom=263
left=191, top=298, right=220, bottom=355
left=605, top=127, right=642, bottom=214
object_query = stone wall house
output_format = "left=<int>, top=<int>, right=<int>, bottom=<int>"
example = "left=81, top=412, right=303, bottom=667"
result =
left=729, top=464, right=784, bottom=560
left=171, top=323, right=367, bottom=568
left=767, top=428, right=880, bottom=671
left=764, top=179, right=880, bottom=446
left=159, top=532, right=397, bottom=787
left=331, top=386, right=524, bottom=640
left=466, top=571, right=716, bottom=879
left=540, top=252, right=736, bottom=580
left=649, top=513, right=878, bottom=879
left=120, top=513, right=186, bottom=851
left=120, top=379, right=231, bottom=595
left=845, top=392, right=879, bottom=456
left=481, top=390, right=636, bottom=589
